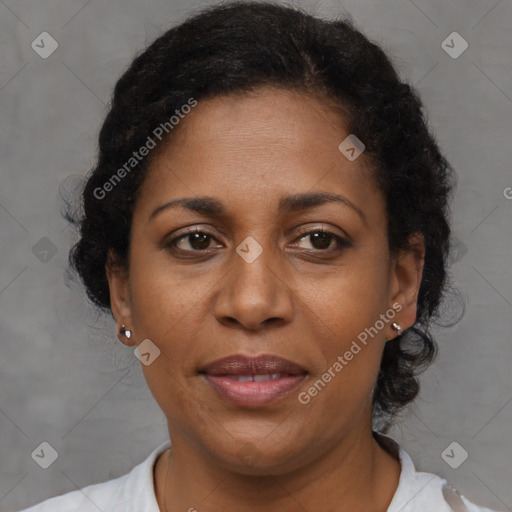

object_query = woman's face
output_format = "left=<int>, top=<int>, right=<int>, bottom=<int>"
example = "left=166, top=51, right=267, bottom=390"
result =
left=107, top=86, right=423, bottom=474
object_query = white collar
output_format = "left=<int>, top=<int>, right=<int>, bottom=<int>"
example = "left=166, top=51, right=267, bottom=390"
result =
left=111, top=435, right=491, bottom=512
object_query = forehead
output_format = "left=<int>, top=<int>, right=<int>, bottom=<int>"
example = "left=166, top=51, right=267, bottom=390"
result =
left=151, top=87, right=351, bottom=163
left=136, top=87, right=382, bottom=220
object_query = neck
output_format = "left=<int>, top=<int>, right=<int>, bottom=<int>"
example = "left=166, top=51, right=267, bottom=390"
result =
left=154, top=429, right=401, bottom=512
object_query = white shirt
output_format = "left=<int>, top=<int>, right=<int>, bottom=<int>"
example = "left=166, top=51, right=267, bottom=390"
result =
left=18, top=435, right=501, bottom=512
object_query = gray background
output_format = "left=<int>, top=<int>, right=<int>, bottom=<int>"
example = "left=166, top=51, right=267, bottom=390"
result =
left=0, top=0, right=511, bottom=510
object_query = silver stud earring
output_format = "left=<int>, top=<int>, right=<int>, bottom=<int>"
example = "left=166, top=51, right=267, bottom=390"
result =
left=119, top=325, right=132, bottom=339
left=391, top=322, right=403, bottom=336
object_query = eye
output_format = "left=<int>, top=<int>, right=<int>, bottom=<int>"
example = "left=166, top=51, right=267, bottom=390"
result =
left=166, top=227, right=221, bottom=253
left=164, top=226, right=350, bottom=256
left=293, top=227, right=349, bottom=252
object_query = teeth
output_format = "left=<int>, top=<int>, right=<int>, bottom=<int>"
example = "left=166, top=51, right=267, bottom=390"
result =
left=255, top=373, right=281, bottom=381
left=254, top=374, right=272, bottom=382
left=233, top=373, right=282, bottom=382
left=235, top=375, right=253, bottom=382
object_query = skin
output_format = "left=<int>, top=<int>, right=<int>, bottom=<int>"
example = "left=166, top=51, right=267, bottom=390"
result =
left=106, top=86, right=425, bottom=512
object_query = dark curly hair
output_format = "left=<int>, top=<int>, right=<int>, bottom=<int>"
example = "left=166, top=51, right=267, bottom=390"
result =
left=67, top=0, right=455, bottom=431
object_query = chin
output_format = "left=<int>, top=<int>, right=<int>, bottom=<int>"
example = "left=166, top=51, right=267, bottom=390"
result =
left=204, top=435, right=314, bottom=477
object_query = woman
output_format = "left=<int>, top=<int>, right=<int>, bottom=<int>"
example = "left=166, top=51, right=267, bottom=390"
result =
left=19, top=1, right=502, bottom=511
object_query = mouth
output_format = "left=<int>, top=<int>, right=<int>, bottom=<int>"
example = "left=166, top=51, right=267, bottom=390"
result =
left=199, top=354, right=308, bottom=407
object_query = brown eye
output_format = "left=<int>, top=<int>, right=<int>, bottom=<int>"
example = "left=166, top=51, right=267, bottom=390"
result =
left=180, top=232, right=213, bottom=251
left=305, top=231, right=333, bottom=250
left=166, top=228, right=221, bottom=253
left=294, top=228, right=349, bottom=252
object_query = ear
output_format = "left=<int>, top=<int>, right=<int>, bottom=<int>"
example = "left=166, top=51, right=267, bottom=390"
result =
left=389, top=233, right=425, bottom=332
left=105, top=250, right=135, bottom=346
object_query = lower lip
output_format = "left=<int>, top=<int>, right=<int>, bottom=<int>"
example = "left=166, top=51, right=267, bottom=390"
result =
left=202, top=374, right=307, bottom=407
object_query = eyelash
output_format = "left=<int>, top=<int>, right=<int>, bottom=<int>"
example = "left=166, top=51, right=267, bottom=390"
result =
left=165, top=226, right=349, bottom=255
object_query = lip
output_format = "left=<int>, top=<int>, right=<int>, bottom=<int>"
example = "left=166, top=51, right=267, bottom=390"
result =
left=199, top=354, right=308, bottom=407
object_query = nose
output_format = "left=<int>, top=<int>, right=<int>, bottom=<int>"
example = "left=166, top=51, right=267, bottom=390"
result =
left=212, top=243, right=294, bottom=331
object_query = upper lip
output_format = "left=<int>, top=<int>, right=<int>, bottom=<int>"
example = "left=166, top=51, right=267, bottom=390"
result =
left=200, top=354, right=307, bottom=376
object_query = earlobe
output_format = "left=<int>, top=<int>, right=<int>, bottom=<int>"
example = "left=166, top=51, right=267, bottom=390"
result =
left=105, top=250, right=135, bottom=345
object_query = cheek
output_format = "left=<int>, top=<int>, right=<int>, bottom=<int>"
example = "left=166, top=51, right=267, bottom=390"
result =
left=128, top=248, right=198, bottom=330
left=299, top=254, right=390, bottom=397
left=127, top=254, right=205, bottom=407
left=303, top=256, right=390, bottom=334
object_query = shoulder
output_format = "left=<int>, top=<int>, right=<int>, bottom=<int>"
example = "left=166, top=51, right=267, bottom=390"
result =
left=17, top=475, right=126, bottom=512
left=17, top=441, right=170, bottom=512
left=390, top=461, right=501, bottom=512
left=375, top=433, right=503, bottom=512
left=18, top=436, right=502, bottom=512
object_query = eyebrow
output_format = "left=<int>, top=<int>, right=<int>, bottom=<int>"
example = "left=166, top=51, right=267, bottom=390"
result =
left=149, top=191, right=366, bottom=223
